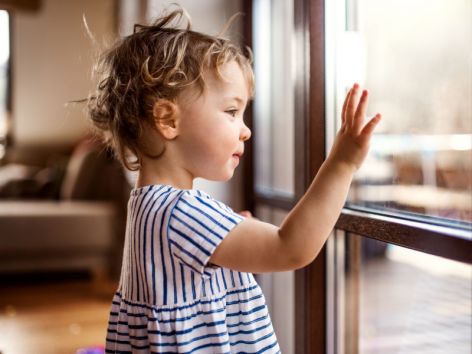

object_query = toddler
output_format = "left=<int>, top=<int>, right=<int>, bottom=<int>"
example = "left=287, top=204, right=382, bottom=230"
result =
left=87, top=7, right=381, bottom=354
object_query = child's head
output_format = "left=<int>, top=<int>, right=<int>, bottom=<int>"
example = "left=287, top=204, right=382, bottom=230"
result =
left=87, top=7, right=254, bottom=175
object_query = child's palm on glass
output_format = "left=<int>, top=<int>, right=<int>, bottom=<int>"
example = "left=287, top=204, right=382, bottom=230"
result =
left=328, top=83, right=382, bottom=173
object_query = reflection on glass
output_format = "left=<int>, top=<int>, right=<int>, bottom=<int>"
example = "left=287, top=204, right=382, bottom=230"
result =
left=337, top=0, right=472, bottom=224
left=253, top=0, right=295, bottom=195
left=351, top=239, right=472, bottom=354
left=0, top=10, right=9, bottom=159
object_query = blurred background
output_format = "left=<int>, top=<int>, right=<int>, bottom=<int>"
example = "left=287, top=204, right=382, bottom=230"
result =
left=0, top=1, right=247, bottom=353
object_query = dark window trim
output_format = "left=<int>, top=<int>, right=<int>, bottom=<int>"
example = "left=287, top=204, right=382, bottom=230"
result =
left=294, top=0, right=326, bottom=353
left=337, top=208, right=472, bottom=264
left=0, top=0, right=41, bottom=13
left=242, top=0, right=255, bottom=213
left=244, top=0, right=326, bottom=352
left=256, top=190, right=472, bottom=264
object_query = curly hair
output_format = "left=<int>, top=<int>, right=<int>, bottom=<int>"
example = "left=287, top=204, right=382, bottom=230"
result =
left=87, top=7, right=254, bottom=171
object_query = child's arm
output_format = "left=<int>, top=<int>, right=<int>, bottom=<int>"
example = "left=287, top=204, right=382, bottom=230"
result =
left=210, top=83, right=382, bottom=273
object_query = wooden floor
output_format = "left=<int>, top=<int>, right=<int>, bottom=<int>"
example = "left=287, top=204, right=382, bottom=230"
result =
left=1, top=257, right=469, bottom=354
left=0, top=272, right=117, bottom=354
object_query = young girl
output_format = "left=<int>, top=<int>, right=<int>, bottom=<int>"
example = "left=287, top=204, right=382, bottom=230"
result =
left=87, top=7, right=381, bottom=354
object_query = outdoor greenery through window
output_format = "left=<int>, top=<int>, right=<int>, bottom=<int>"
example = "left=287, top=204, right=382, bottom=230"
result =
left=336, top=0, right=471, bottom=227
left=0, top=10, right=9, bottom=159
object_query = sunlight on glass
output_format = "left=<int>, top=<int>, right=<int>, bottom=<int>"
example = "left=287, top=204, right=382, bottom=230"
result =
left=339, top=0, right=472, bottom=225
left=253, top=0, right=295, bottom=195
left=0, top=10, right=9, bottom=157
left=0, top=11, right=9, bottom=65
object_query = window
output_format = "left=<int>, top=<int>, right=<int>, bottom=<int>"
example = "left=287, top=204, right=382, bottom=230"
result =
left=325, top=1, right=472, bottom=353
left=253, top=0, right=296, bottom=196
left=325, top=0, right=471, bottom=259
left=247, top=0, right=470, bottom=352
left=0, top=10, right=10, bottom=158
left=249, top=0, right=327, bottom=352
left=358, top=240, right=470, bottom=353
left=251, top=1, right=298, bottom=353
left=332, top=0, right=472, bottom=226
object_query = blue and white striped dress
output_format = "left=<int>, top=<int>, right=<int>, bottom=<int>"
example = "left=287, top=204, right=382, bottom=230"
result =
left=106, top=184, right=281, bottom=353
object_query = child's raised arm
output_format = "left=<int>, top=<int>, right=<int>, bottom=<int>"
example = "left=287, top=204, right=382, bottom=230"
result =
left=210, top=83, right=382, bottom=273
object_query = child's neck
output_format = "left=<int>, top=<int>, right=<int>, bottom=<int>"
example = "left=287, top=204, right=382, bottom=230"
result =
left=136, top=158, right=194, bottom=190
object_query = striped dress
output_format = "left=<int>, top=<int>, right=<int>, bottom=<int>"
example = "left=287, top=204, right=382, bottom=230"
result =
left=106, top=184, right=281, bottom=353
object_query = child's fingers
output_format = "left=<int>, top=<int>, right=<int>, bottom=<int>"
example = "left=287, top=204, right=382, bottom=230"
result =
left=353, top=90, right=369, bottom=134
left=341, top=88, right=352, bottom=125
left=361, top=113, right=382, bottom=138
left=346, top=83, right=360, bottom=128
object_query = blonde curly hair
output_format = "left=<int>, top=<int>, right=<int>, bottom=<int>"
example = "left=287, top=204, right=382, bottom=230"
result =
left=87, top=7, right=254, bottom=171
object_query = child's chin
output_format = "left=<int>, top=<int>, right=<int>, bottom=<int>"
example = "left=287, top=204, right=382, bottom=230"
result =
left=207, top=171, right=235, bottom=182
left=223, top=169, right=236, bottom=180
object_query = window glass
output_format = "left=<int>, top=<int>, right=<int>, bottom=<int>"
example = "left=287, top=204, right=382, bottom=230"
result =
left=252, top=0, right=295, bottom=196
left=344, top=237, right=472, bottom=354
left=254, top=204, right=294, bottom=354
left=333, top=0, right=472, bottom=225
left=0, top=10, right=9, bottom=159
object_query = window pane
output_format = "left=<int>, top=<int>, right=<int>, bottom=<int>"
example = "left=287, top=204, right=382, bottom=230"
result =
left=253, top=0, right=295, bottom=195
left=0, top=10, right=9, bottom=159
left=254, top=204, right=294, bottom=354
left=334, top=0, right=472, bottom=225
left=344, top=237, right=472, bottom=354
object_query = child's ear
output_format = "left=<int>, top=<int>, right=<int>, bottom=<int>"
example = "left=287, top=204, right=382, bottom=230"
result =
left=152, top=99, right=180, bottom=140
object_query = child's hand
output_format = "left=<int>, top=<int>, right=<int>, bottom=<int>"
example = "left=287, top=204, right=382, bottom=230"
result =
left=328, top=83, right=382, bottom=173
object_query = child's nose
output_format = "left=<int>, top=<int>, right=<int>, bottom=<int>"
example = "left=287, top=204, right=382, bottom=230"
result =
left=240, top=123, right=251, bottom=141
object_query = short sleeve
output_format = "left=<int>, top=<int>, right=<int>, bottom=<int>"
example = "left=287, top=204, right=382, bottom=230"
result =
left=167, top=190, right=244, bottom=275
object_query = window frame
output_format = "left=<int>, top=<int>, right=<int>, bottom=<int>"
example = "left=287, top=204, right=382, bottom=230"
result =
left=337, top=208, right=471, bottom=263
left=245, top=0, right=471, bottom=352
left=243, top=0, right=327, bottom=352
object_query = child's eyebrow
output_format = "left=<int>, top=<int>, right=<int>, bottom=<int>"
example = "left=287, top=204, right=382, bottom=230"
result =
left=224, top=96, right=246, bottom=104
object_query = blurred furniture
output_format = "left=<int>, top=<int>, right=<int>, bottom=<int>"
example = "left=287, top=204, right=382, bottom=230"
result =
left=0, top=139, right=130, bottom=279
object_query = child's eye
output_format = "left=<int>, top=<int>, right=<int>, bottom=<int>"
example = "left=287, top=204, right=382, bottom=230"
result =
left=225, top=109, right=238, bottom=118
